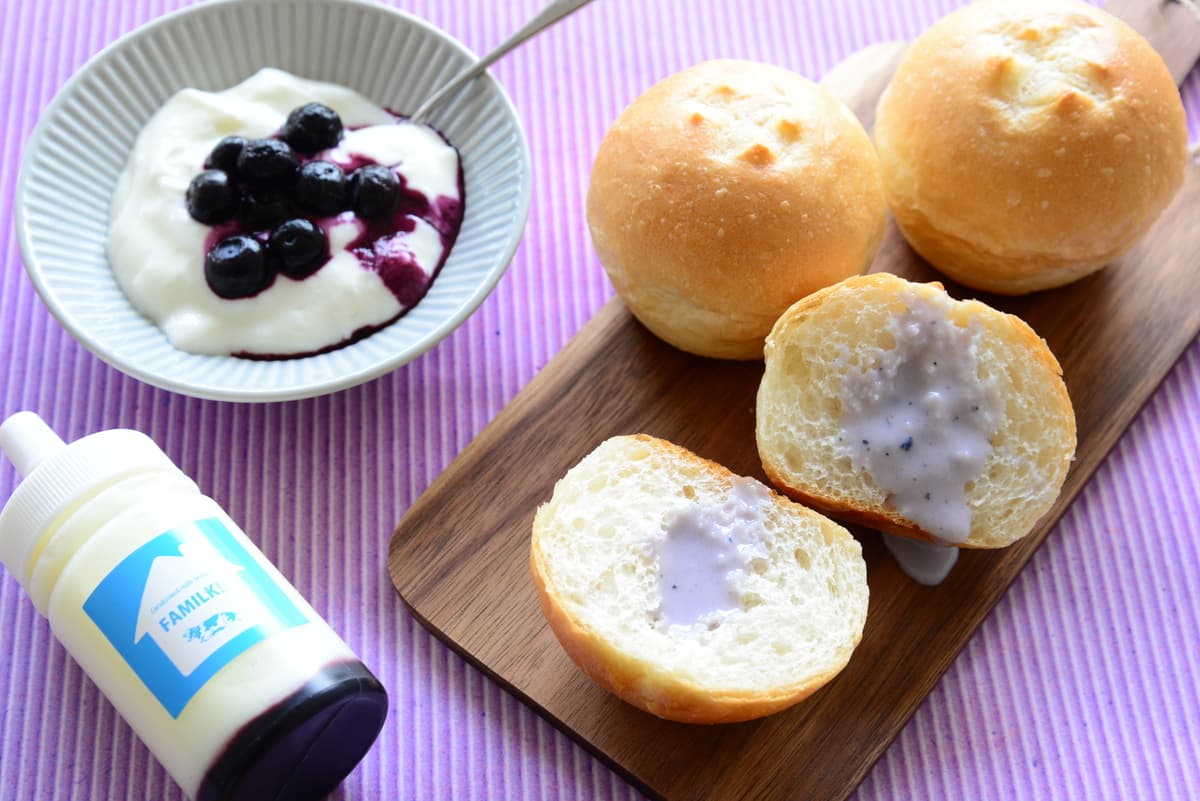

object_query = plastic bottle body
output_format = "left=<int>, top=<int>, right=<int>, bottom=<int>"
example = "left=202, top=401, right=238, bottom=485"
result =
left=0, top=418, right=387, bottom=801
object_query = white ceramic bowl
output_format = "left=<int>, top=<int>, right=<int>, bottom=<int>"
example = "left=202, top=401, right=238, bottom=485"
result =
left=16, top=0, right=531, bottom=402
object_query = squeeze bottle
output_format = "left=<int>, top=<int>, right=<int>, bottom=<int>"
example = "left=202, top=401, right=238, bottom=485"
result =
left=0, top=412, right=387, bottom=801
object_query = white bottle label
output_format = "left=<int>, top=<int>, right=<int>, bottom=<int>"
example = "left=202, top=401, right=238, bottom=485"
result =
left=83, top=517, right=307, bottom=718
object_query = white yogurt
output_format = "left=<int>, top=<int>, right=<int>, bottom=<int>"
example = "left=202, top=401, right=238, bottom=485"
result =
left=655, top=477, right=771, bottom=629
left=840, top=291, right=1002, bottom=544
left=108, top=68, right=462, bottom=357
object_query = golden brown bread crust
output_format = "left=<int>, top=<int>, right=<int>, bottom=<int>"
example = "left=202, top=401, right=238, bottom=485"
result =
left=531, top=546, right=834, bottom=723
left=587, top=59, right=886, bottom=359
left=530, top=434, right=866, bottom=724
left=757, top=273, right=1076, bottom=548
left=873, top=0, right=1188, bottom=294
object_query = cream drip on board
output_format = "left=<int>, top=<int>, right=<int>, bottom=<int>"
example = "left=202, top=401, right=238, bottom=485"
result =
left=839, top=290, right=1002, bottom=545
left=655, top=477, right=771, bottom=629
left=881, top=534, right=960, bottom=586
left=107, top=68, right=462, bottom=358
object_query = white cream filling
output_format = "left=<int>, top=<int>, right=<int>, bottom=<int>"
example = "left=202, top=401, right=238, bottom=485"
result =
left=839, top=291, right=1002, bottom=543
left=654, top=477, right=771, bottom=630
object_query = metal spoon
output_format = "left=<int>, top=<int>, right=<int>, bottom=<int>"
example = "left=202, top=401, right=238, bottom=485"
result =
left=409, top=0, right=597, bottom=125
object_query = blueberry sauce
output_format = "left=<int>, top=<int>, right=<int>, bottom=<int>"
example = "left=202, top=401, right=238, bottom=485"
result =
left=227, top=166, right=464, bottom=361
left=200, top=131, right=464, bottom=299
left=193, top=110, right=465, bottom=360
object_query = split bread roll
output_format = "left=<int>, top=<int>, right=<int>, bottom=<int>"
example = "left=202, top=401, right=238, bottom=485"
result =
left=587, top=59, right=887, bottom=360
left=874, top=0, right=1188, bottom=294
left=756, top=273, right=1076, bottom=549
left=530, top=435, right=868, bottom=724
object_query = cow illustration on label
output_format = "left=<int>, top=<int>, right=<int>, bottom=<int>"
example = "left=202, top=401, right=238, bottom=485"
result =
left=134, top=538, right=271, bottom=676
left=184, top=612, right=238, bottom=645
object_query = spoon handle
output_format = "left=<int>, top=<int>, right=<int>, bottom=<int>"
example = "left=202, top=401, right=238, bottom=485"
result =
left=410, top=0, right=597, bottom=124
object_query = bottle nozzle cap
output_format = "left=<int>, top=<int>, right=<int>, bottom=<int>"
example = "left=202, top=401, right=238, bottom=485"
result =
left=0, top=412, right=67, bottom=478
left=0, top=418, right=176, bottom=596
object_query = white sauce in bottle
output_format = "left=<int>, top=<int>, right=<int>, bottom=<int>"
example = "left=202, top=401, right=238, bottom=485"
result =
left=655, top=477, right=770, bottom=629
left=0, top=413, right=386, bottom=800
left=840, top=291, right=1002, bottom=544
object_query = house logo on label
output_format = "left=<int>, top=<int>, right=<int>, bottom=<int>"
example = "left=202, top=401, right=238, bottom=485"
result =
left=133, top=537, right=271, bottom=677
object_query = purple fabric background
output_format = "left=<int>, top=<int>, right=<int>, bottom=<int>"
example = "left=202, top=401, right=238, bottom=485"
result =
left=0, top=0, right=1197, bottom=799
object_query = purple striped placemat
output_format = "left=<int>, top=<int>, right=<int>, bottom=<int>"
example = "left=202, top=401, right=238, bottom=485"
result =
left=0, top=1, right=1196, bottom=799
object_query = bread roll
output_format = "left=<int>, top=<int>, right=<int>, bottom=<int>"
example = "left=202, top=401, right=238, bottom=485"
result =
left=756, top=273, right=1075, bottom=549
left=873, top=0, right=1188, bottom=295
left=530, top=435, right=868, bottom=724
left=587, top=59, right=887, bottom=360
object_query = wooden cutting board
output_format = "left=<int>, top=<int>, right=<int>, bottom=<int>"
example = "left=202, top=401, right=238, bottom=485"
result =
left=389, top=4, right=1200, bottom=799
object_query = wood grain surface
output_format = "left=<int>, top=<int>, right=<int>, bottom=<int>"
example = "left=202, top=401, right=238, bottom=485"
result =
left=389, top=5, right=1200, bottom=799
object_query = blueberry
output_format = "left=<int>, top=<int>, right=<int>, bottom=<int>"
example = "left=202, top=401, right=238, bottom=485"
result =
left=349, top=164, right=400, bottom=220
left=269, top=218, right=328, bottom=279
left=295, top=160, right=348, bottom=216
left=280, top=103, right=344, bottom=154
left=185, top=170, right=238, bottom=225
left=238, top=190, right=293, bottom=231
left=204, top=136, right=248, bottom=175
left=205, top=235, right=273, bottom=299
left=236, top=138, right=298, bottom=189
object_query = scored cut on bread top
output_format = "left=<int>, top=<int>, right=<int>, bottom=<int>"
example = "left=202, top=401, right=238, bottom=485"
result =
left=756, top=273, right=1076, bottom=549
left=873, top=0, right=1188, bottom=294
left=530, top=434, right=868, bottom=724
left=586, top=59, right=886, bottom=360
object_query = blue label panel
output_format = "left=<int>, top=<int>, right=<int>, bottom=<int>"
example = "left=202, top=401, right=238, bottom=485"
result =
left=83, top=517, right=307, bottom=718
